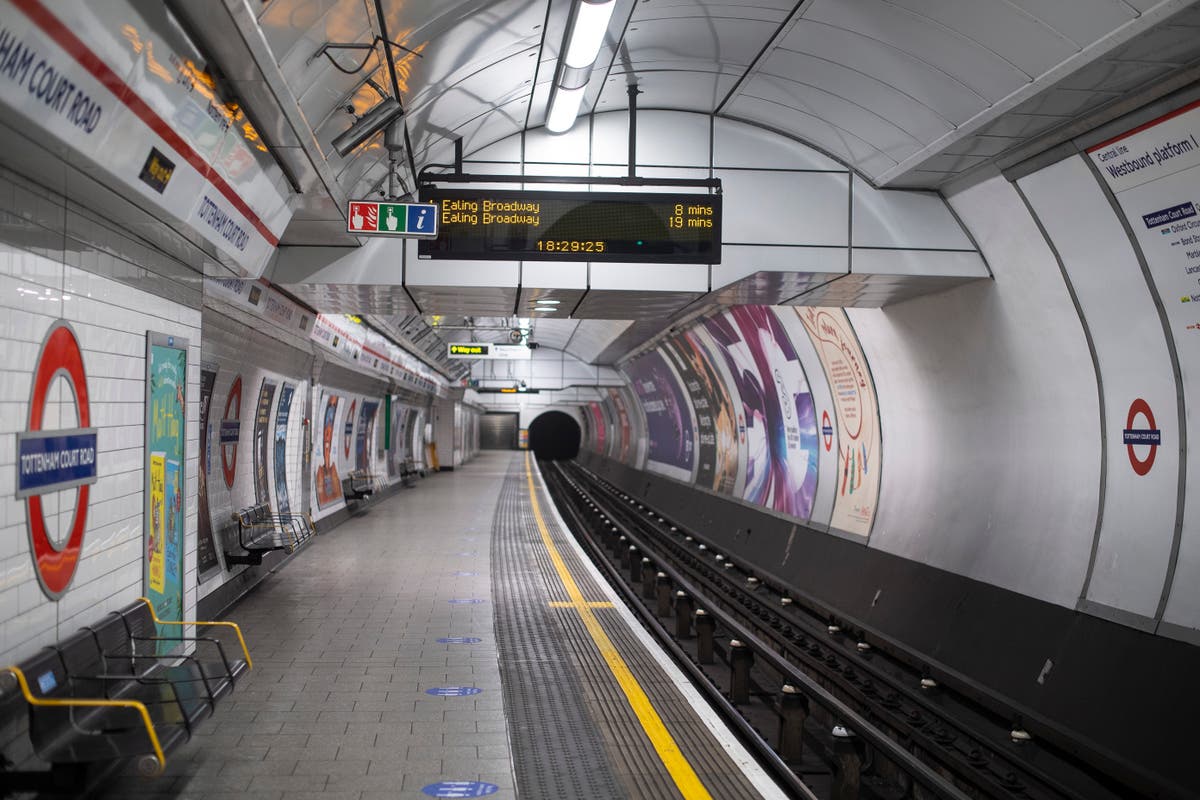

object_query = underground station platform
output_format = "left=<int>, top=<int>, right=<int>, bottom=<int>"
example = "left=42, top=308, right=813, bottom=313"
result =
left=77, top=451, right=786, bottom=800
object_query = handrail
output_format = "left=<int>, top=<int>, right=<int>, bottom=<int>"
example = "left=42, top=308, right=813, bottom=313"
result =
left=2, top=665, right=166, bottom=775
left=137, top=598, right=253, bottom=670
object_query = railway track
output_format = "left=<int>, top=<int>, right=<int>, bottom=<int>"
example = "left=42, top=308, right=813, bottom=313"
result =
left=542, top=459, right=1158, bottom=800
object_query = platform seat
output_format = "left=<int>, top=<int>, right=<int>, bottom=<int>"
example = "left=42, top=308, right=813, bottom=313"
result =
left=0, top=599, right=252, bottom=795
left=342, top=470, right=378, bottom=500
left=224, top=502, right=315, bottom=566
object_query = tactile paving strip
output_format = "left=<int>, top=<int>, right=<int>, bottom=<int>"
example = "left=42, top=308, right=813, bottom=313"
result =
left=491, top=467, right=627, bottom=798
left=493, top=457, right=766, bottom=800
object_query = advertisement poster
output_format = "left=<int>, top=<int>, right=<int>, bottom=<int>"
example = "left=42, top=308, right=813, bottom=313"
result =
left=148, top=454, right=165, bottom=593
left=253, top=379, right=277, bottom=505
left=145, top=336, right=186, bottom=651
left=389, top=405, right=408, bottom=477
left=343, top=399, right=357, bottom=460
left=405, top=408, right=422, bottom=469
left=588, top=402, right=606, bottom=454
left=274, top=383, right=294, bottom=516
left=796, top=307, right=881, bottom=537
left=624, top=350, right=696, bottom=481
left=357, top=401, right=380, bottom=471
left=608, top=388, right=633, bottom=464
left=315, top=393, right=343, bottom=508
left=703, top=308, right=818, bottom=519
left=196, top=368, right=220, bottom=577
left=661, top=331, right=740, bottom=494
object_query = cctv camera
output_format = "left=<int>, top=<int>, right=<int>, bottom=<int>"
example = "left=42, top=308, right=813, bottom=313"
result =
left=332, top=98, right=404, bottom=157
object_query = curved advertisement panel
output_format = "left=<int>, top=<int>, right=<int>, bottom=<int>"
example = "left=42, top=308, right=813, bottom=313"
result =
left=794, top=307, right=881, bottom=537
left=607, top=388, right=634, bottom=465
left=661, top=331, right=740, bottom=494
left=315, top=393, right=343, bottom=509
left=702, top=307, right=817, bottom=519
left=588, top=402, right=606, bottom=454
left=624, top=350, right=696, bottom=482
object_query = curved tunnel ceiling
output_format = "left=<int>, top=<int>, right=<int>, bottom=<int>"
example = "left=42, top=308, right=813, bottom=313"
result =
left=250, top=0, right=1200, bottom=216
left=182, top=0, right=1200, bottom=366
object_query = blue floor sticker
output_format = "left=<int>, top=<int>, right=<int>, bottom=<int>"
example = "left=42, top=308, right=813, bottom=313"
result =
left=422, top=781, right=499, bottom=797
left=448, top=598, right=486, bottom=604
left=437, top=637, right=482, bottom=644
left=426, top=686, right=483, bottom=696
left=451, top=571, right=478, bottom=577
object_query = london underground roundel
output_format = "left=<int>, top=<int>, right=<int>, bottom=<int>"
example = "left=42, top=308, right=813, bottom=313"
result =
left=1123, top=398, right=1161, bottom=476
left=220, top=376, right=243, bottom=488
left=16, top=322, right=98, bottom=599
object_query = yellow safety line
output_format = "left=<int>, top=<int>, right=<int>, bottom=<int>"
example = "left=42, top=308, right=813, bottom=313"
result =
left=524, top=454, right=714, bottom=800
left=549, top=601, right=615, bottom=609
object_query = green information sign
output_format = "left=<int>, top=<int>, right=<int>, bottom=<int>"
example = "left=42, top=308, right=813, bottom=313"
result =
left=346, top=200, right=439, bottom=237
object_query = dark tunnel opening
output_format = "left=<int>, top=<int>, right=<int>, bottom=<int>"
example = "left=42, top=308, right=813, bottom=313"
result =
left=528, top=411, right=581, bottom=461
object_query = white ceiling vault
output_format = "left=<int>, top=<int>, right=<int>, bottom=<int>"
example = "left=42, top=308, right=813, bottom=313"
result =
left=181, top=0, right=1200, bottom=364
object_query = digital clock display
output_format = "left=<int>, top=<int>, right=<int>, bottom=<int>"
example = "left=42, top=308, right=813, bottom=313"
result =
left=418, top=189, right=721, bottom=263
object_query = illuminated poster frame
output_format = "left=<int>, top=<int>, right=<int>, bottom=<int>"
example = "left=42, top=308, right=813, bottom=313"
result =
left=144, top=332, right=187, bottom=651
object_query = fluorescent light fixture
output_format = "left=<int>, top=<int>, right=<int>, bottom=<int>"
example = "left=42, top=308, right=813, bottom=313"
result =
left=535, top=298, right=561, bottom=304
left=546, top=85, right=586, bottom=133
left=545, top=0, right=615, bottom=134
left=564, top=0, right=616, bottom=69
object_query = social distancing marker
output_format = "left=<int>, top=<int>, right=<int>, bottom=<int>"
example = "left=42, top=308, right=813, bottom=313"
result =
left=426, top=686, right=483, bottom=697
left=437, top=637, right=481, bottom=645
left=523, top=453, right=714, bottom=800
left=422, top=781, right=498, bottom=798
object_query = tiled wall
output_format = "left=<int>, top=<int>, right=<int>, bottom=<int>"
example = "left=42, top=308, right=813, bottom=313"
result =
left=0, top=168, right=202, bottom=668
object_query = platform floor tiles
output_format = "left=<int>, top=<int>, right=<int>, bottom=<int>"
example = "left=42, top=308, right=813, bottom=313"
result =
left=96, top=451, right=782, bottom=799
left=100, top=455, right=515, bottom=800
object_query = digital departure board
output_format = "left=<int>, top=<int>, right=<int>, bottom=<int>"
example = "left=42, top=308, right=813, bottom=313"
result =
left=418, top=189, right=721, bottom=263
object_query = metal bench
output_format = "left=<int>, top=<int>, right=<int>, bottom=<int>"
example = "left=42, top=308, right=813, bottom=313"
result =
left=342, top=470, right=378, bottom=500
left=0, top=598, right=251, bottom=794
left=224, top=502, right=316, bottom=566
left=400, top=459, right=419, bottom=488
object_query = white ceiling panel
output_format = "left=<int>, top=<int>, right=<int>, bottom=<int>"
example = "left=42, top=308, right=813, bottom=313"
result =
left=620, top=16, right=777, bottom=70
left=598, top=70, right=740, bottom=115
left=800, top=1, right=1032, bottom=100
left=724, top=94, right=898, bottom=172
left=999, top=0, right=1137, bottom=46
left=884, top=0, right=1080, bottom=75
left=772, top=27, right=989, bottom=124
left=759, top=49, right=956, bottom=144
left=574, top=290, right=704, bottom=319
left=740, top=74, right=926, bottom=161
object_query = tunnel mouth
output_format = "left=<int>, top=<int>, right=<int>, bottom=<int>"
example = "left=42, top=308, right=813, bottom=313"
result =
left=528, top=411, right=581, bottom=461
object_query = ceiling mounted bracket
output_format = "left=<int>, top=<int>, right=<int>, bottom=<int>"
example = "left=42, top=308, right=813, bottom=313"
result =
left=308, top=37, right=423, bottom=74
left=627, top=83, right=641, bottom=179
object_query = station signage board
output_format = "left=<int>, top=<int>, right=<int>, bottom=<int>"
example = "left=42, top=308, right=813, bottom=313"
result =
left=347, top=200, right=439, bottom=237
left=447, top=343, right=531, bottom=360
left=418, top=188, right=721, bottom=263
